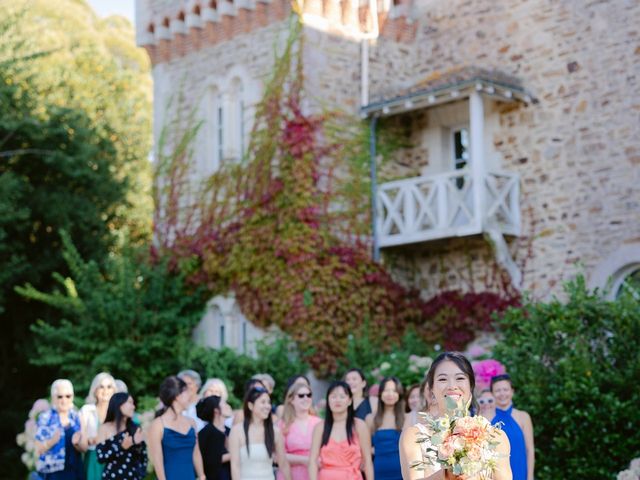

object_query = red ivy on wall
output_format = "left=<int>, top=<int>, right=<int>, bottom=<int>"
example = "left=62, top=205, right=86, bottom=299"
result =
left=152, top=16, right=518, bottom=374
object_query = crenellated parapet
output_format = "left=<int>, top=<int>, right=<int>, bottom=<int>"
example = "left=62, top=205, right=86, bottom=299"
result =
left=136, top=0, right=417, bottom=65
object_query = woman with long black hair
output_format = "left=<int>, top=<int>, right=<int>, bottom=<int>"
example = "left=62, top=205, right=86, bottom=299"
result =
left=308, top=380, right=373, bottom=480
left=96, top=392, right=147, bottom=479
left=229, top=386, right=291, bottom=480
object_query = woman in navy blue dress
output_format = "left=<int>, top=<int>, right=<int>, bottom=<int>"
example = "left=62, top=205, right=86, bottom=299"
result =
left=147, top=376, right=206, bottom=480
left=366, top=377, right=404, bottom=480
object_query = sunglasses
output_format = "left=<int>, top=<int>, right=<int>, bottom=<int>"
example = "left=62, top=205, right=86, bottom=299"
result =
left=478, top=398, right=494, bottom=405
left=56, top=394, right=73, bottom=399
left=296, top=392, right=312, bottom=399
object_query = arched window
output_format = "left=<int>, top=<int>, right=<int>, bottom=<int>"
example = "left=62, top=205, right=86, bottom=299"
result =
left=614, top=265, right=640, bottom=298
left=589, top=244, right=640, bottom=300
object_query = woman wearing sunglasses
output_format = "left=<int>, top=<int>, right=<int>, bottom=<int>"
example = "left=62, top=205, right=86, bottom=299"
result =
left=277, top=383, right=321, bottom=480
left=35, top=379, right=84, bottom=479
left=478, top=389, right=496, bottom=421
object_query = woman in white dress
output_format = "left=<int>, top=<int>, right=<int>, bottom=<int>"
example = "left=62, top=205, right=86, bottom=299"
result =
left=399, top=352, right=512, bottom=480
left=79, top=372, right=116, bottom=480
left=229, top=386, right=291, bottom=480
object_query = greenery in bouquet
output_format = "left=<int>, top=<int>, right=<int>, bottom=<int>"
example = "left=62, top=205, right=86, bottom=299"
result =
left=412, top=397, right=503, bottom=479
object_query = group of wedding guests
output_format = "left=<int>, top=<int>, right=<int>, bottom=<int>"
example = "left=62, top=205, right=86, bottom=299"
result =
left=34, top=354, right=534, bottom=480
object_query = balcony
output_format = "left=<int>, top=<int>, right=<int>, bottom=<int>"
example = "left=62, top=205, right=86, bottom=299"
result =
left=376, top=169, right=520, bottom=248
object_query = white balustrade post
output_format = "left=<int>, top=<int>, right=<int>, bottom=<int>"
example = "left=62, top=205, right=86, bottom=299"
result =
left=403, top=183, right=415, bottom=234
left=469, top=92, right=486, bottom=230
left=437, top=176, right=448, bottom=229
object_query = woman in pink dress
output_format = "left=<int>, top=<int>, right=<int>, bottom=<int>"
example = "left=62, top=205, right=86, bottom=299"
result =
left=277, top=382, right=321, bottom=480
left=308, top=381, right=373, bottom=480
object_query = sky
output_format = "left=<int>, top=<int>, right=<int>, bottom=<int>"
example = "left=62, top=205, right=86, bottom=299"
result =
left=86, top=0, right=135, bottom=24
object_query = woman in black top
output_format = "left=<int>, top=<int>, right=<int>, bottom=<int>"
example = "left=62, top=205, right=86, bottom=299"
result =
left=96, top=392, right=147, bottom=479
left=196, top=395, right=231, bottom=480
left=344, top=369, right=373, bottom=420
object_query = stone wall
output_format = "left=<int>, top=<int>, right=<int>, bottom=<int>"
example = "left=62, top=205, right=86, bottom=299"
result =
left=369, top=0, right=640, bottom=298
left=139, top=0, right=640, bottom=300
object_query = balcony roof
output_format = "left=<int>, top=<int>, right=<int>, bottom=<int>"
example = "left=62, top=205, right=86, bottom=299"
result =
left=361, top=66, right=536, bottom=118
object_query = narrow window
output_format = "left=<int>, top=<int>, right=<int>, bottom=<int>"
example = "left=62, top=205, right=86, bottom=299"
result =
left=239, top=98, right=245, bottom=158
left=452, top=127, right=469, bottom=188
left=217, top=97, right=224, bottom=164
left=219, top=324, right=225, bottom=348
left=242, top=321, right=247, bottom=354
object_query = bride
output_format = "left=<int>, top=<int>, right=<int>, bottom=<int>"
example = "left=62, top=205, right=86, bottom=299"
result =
left=399, top=352, right=512, bottom=480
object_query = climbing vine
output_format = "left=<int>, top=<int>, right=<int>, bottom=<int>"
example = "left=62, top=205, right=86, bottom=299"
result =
left=153, top=10, right=518, bottom=374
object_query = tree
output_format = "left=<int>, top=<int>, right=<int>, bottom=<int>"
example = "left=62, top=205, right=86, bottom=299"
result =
left=17, top=231, right=206, bottom=396
left=0, top=4, right=152, bottom=476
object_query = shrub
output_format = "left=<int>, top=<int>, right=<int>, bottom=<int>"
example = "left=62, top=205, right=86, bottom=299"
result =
left=493, top=276, right=640, bottom=480
left=185, top=335, right=309, bottom=407
left=17, top=231, right=206, bottom=397
left=336, top=324, right=436, bottom=388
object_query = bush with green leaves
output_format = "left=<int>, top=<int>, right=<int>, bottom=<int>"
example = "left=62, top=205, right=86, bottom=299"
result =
left=336, top=323, right=436, bottom=389
left=17, top=231, right=206, bottom=397
left=185, top=336, right=310, bottom=407
left=493, top=277, right=640, bottom=480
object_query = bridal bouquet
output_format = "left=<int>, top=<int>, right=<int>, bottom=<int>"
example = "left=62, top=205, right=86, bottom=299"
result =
left=412, top=397, right=502, bottom=479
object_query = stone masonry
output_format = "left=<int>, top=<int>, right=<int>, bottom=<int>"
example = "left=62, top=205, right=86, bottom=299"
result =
left=137, top=0, right=640, bottom=301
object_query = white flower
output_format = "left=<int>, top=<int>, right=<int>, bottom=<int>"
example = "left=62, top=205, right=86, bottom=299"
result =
left=380, top=361, right=391, bottom=371
left=16, top=433, right=26, bottom=447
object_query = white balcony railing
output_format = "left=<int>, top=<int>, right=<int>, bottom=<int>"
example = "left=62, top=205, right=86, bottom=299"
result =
left=377, top=169, right=520, bottom=247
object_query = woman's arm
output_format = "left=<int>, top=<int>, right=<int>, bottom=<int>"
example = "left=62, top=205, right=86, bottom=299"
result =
left=399, top=425, right=445, bottom=480
left=78, top=407, right=90, bottom=452
left=307, top=423, right=323, bottom=480
left=229, top=425, right=242, bottom=480
left=275, top=427, right=292, bottom=480
left=355, top=419, right=374, bottom=480
left=190, top=420, right=206, bottom=480
left=493, top=429, right=512, bottom=480
left=520, top=411, right=534, bottom=480
left=34, top=428, right=61, bottom=457
left=286, top=453, right=310, bottom=465
left=147, top=418, right=166, bottom=480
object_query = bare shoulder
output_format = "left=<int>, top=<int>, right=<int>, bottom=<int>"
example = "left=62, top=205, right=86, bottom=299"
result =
left=513, top=408, right=532, bottom=425
left=229, top=423, right=243, bottom=438
left=354, top=417, right=368, bottom=434
left=496, top=428, right=511, bottom=454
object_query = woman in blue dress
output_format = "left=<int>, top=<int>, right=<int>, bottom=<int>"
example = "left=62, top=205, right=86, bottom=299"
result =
left=366, top=377, right=404, bottom=480
left=147, top=376, right=206, bottom=480
left=491, top=374, right=534, bottom=480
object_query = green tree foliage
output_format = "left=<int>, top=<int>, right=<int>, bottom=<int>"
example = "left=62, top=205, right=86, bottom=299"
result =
left=493, top=277, right=640, bottom=480
left=17, top=231, right=206, bottom=396
left=3, top=0, right=153, bottom=242
left=0, top=4, right=151, bottom=475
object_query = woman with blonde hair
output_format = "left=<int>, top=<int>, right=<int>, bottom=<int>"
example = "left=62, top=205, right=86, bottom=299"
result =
left=277, top=382, right=321, bottom=480
left=80, top=372, right=117, bottom=480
